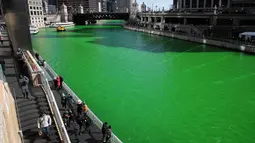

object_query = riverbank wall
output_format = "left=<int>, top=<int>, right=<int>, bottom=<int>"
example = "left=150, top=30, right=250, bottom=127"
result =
left=124, top=26, right=255, bottom=54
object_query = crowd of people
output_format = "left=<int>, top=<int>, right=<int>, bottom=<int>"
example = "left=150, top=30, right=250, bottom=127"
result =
left=55, top=74, right=113, bottom=142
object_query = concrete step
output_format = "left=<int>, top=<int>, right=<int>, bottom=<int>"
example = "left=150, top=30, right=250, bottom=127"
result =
left=21, top=118, right=38, bottom=128
left=19, top=104, right=38, bottom=113
left=17, top=100, right=37, bottom=108
left=19, top=108, right=39, bottom=118
left=20, top=114, right=39, bottom=123
left=0, top=47, right=12, bottom=56
left=21, top=123, right=37, bottom=131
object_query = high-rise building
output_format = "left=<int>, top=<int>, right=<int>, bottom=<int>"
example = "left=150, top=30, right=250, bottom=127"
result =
left=106, top=0, right=117, bottom=12
left=89, top=0, right=99, bottom=12
left=129, top=0, right=134, bottom=12
left=57, top=0, right=89, bottom=12
left=101, top=0, right=107, bottom=12
left=116, top=0, right=129, bottom=12
left=57, top=0, right=101, bottom=12
left=48, top=0, right=56, bottom=5
left=28, top=0, right=45, bottom=28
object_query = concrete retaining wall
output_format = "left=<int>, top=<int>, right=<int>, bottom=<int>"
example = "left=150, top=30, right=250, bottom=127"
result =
left=124, top=26, right=255, bottom=54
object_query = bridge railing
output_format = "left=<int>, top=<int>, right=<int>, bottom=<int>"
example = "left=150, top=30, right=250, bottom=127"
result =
left=22, top=51, right=71, bottom=143
left=43, top=62, right=123, bottom=143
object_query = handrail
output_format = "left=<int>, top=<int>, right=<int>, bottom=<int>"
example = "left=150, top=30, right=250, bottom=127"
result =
left=21, top=51, right=71, bottom=143
left=43, top=62, right=123, bottom=143
left=40, top=72, right=70, bottom=143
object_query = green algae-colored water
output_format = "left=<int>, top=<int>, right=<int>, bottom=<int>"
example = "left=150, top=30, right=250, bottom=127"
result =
left=32, top=25, right=255, bottom=143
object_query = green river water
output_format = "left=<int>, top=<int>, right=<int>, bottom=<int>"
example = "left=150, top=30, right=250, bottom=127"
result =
left=32, top=24, right=255, bottom=143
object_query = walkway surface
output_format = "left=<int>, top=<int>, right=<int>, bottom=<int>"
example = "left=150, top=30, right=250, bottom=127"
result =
left=43, top=67, right=103, bottom=143
left=0, top=44, right=61, bottom=143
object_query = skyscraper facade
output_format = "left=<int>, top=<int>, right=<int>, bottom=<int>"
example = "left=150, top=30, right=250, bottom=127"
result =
left=116, top=0, right=129, bottom=12
left=48, top=0, right=56, bottom=5
left=57, top=0, right=101, bottom=12
left=57, top=0, right=89, bottom=12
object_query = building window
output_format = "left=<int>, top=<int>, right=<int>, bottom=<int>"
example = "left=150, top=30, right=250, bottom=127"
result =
left=37, top=11, right=39, bottom=15
left=40, top=11, right=42, bottom=15
left=34, top=11, right=36, bottom=15
left=37, top=7, right=39, bottom=10
left=30, top=6, right=32, bottom=9
left=30, top=11, right=33, bottom=15
left=40, top=7, right=42, bottom=10
left=33, top=7, right=36, bottom=9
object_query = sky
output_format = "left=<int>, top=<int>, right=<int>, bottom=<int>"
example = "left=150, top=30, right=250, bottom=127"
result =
left=136, top=0, right=173, bottom=10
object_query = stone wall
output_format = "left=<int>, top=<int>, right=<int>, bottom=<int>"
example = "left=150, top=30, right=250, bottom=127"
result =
left=0, top=81, right=22, bottom=143
left=124, top=26, right=255, bottom=54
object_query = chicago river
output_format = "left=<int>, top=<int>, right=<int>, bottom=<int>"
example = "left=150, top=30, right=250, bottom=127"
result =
left=32, top=25, right=255, bottom=143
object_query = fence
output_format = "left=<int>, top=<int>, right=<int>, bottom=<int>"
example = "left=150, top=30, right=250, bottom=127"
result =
left=43, top=62, right=123, bottom=143
left=22, top=51, right=71, bottom=143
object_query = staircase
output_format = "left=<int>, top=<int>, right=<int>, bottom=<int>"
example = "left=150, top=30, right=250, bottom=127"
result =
left=0, top=44, right=61, bottom=142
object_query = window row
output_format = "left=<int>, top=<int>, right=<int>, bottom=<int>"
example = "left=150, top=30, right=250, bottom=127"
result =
left=30, top=6, right=42, bottom=10
left=31, top=20, right=44, bottom=23
left=28, top=1, right=42, bottom=5
left=30, top=11, right=43, bottom=15
left=31, top=17, right=43, bottom=20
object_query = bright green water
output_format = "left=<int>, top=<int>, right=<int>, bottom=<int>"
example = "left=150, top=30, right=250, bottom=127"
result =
left=32, top=26, right=255, bottom=143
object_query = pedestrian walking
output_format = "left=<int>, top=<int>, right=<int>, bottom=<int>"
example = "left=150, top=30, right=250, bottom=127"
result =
left=76, top=115, right=85, bottom=135
left=84, top=115, right=92, bottom=132
left=56, top=76, right=61, bottom=90
left=63, top=110, right=70, bottom=128
left=77, top=100, right=83, bottom=116
left=82, top=102, right=88, bottom=116
left=61, top=93, right=67, bottom=109
left=59, top=76, right=63, bottom=89
left=105, top=126, right=112, bottom=143
left=0, top=60, right=5, bottom=74
left=37, top=111, right=52, bottom=137
left=0, top=35, right=3, bottom=45
left=68, top=108, right=75, bottom=123
left=101, top=122, right=108, bottom=142
left=66, top=94, right=75, bottom=109
left=19, top=75, right=29, bottom=99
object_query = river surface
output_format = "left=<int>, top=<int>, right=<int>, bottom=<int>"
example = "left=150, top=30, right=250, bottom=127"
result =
left=32, top=25, right=255, bottom=143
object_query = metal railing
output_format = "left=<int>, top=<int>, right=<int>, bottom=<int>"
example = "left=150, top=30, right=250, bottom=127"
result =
left=40, top=72, right=71, bottom=143
left=21, top=51, right=71, bottom=143
left=43, top=62, right=123, bottom=143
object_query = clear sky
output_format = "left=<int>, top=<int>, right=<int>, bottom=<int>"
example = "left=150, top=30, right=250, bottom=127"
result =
left=137, top=0, right=173, bottom=10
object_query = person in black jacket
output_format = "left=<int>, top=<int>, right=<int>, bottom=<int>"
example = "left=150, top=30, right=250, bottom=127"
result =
left=61, top=93, right=67, bottom=109
left=76, top=100, right=83, bottom=116
left=59, top=76, right=64, bottom=89
left=105, top=126, right=112, bottom=143
left=76, top=115, right=85, bottom=135
left=66, top=94, right=74, bottom=109
left=101, top=122, right=108, bottom=142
